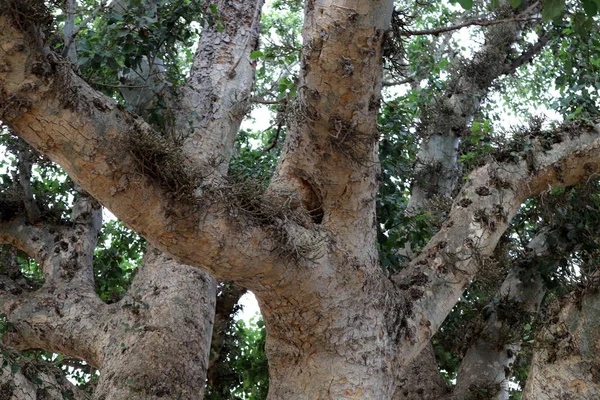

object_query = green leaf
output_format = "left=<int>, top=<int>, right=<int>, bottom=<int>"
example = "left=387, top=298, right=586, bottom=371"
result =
left=573, top=12, right=592, bottom=37
left=541, top=0, right=565, bottom=21
left=250, top=50, right=264, bottom=60
left=509, top=0, right=522, bottom=7
left=490, top=0, right=500, bottom=9
left=583, top=0, right=598, bottom=16
left=456, top=0, right=473, bottom=10
left=10, top=362, right=19, bottom=374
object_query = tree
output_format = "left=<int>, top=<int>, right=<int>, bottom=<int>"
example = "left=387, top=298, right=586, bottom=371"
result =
left=1, top=0, right=600, bottom=399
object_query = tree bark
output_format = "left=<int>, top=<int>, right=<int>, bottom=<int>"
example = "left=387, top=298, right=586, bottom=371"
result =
left=523, top=290, right=600, bottom=400
left=0, top=346, right=90, bottom=400
left=4, top=1, right=600, bottom=399
left=393, top=344, right=448, bottom=399
left=0, top=189, right=215, bottom=399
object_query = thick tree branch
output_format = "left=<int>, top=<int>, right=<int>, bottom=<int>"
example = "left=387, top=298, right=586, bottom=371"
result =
left=15, top=147, right=41, bottom=223
left=0, top=12, right=284, bottom=284
left=407, top=2, right=542, bottom=216
left=505, top=32, right=551, bottom=74
left=0, top=345, right=91, bottom=400
left=394, top=122, right=600, bottom=363
left=177, top=0, right=264, bottom=173
left=207, top=282, right=247, bottom=387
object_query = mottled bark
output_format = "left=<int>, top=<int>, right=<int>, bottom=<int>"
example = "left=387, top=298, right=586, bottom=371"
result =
left=395, top=5, right=545, bottom=394
left=393, top=344, right=448, bottom=399
left=0, top=346, right=89, bottom=400
left=93, top=248, right=215, bottom=400
left=259, top=1, right=397, bottom=397
left=4, top=1, right=600, bottom=399
left=451, top=234, right=547, bottom=400
left=178, top=0, right=264, bottom=172
left=523, top=290, right=600, bottom=400
left=0, top=213, right=216, bottom=399
left=394, top=123, right=600, bottom=363
left=0, top=11, right=280, bottom=281
left=406, top=2, right=542, bottom=215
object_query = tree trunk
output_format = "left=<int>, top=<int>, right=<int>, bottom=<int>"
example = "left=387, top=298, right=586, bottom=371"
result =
left=523, top=290, right=600, bottom=400
left=5, top=1, right=600, bottom=399
left=0, top=190, right=216, bottom=399
left=393, top=344, right=448, bottom=399
left=93, top=248, right=215, bottom=400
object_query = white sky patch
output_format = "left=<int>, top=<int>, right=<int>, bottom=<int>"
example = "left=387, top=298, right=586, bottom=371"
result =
left=236, top=291, right=262, bottom=321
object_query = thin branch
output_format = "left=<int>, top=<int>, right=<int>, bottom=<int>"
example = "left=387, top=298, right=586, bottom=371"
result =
left=72, top=1, right=108, bottom=38
left=63, top=0, right=108, bottom=58
left=382, top=77, right=414, bottom=87
left=402, top=15, right=540, bottom=37
left=251, top=97, right=282, bottom=105
left=16, top=148, right=41, bottom=224
left=505, top=32, right=551, bottom=74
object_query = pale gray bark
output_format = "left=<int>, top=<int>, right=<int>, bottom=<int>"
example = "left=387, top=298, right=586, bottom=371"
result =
left=523, top=290, right=600, bottom=399
left=93, top=248, right=216, bottom=400
left=406, top=2, right=542, bottom=216
left=451, top=233, right=547, bottom=400
left=177, top=0, right=264, bottom=173
left=3, top=1, right=600, bottom=399
left=0, top=213, right=216, bottom=399
left=396, top=4, right=545, bottom=393
left=207, top=282, right=246, bottom=388
left=393, top=344, right=449, bottom=399
left=0, top=346, right=90, bottom=400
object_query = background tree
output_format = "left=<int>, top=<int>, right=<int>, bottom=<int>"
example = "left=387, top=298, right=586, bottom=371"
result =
left=1, top=0, right=600, bottom=399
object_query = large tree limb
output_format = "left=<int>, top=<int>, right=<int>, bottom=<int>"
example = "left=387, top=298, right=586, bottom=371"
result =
left=0, top=11, right=286, bottom=284
left=394, top=122, right=600, bottom=362
left=177, top=0, right=264, bottom=172
left=0, top=345, right=90, bottom=400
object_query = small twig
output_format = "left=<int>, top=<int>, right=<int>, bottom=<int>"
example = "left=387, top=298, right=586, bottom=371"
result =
left=251, top=97, right=282, bottom=105
left=402, top=16, right=541, bottom=37
left=382, top=77, right=414, bottom=87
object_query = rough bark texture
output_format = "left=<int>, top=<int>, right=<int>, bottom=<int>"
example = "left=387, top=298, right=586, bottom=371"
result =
left=406, top=3, right=530, bottom=214
left=523, top=290, right=600, bottom=400
left=207, top=282, right=246, bottom=388
left=392, top=344, right=448, bottom=399
left=93, top=248, right=216, bottom=400
left=3, top=1, right=600, bottom=399
left=178, top=0, right=264, bottom=171
left=0, top=346, right=90, bottom=400
left=451, top=233, right=547, bottom=400
left=0, top=197, right=216, bottom=399
left=395, top=4, right=545, bottom=395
